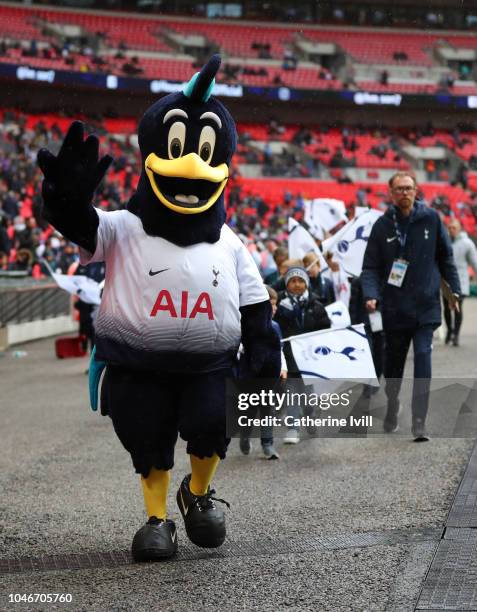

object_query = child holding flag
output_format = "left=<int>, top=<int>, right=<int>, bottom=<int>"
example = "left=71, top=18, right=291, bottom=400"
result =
left=239, top=286, right=287, bottom=459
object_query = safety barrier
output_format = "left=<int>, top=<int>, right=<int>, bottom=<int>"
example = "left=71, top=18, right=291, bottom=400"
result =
left=0, top=279, right=76, bottom=347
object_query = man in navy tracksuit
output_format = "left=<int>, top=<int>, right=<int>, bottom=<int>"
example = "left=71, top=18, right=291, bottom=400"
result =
left=361, top=172, right=460, bottom=440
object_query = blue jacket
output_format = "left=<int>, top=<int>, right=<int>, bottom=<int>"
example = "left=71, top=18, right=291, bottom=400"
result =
left=271, top=319, right=283, bottom=341
left=361, top=202, right=460, bottom=330
left=309, top=274, right=336, bottom=306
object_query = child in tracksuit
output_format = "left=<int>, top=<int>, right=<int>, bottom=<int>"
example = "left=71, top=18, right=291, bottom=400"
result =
left=239, top=286, right=287, bottom=459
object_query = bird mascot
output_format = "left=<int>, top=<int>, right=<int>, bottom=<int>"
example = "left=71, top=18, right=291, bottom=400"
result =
left=38, top=54, right=280, bottom=561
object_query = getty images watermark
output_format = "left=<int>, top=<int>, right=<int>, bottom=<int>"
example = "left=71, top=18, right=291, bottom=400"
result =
left=235, top=389, right=372, bottom=430
left=225, top=378, right=477, bottom=438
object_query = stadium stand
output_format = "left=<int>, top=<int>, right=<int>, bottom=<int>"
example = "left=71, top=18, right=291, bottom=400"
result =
left=2, top=3, right=477, bottom=94
left=302, top=29, right=435, bottom=66
left=2, top=2, right=477, bottom=279
left=2, top=103, right=477, bottom=279
left=2, top=110, right=477, bottom=237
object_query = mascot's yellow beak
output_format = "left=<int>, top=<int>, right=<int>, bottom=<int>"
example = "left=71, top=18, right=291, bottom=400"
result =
left=145, top=152, right=229, bottom=215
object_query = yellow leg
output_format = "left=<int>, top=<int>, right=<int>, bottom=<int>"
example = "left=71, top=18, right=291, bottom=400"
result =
left=140, top=467, right=170, bottom=520
left=189, top=454, right=220, bottom=496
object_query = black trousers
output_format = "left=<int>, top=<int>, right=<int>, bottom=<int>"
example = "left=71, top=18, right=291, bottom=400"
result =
left=384, top=325, right=434, bottom=421
left=443, top=296, right=464, bottom=338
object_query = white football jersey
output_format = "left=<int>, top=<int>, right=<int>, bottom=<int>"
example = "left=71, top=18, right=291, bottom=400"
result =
left=80, top=209, right=268, bottom=371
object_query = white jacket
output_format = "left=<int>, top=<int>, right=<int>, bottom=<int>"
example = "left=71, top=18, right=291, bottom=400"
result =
left=451, top=231, right=477, bottom=296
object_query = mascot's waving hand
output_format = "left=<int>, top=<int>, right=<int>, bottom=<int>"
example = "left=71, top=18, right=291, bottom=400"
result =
left=38, top=55, right=280, bottom=561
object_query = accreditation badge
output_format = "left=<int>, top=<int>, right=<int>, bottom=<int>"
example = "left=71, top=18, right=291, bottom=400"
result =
left=387, top=258, right=409, bottom=287
left=368, top=310, right=383, bottom=332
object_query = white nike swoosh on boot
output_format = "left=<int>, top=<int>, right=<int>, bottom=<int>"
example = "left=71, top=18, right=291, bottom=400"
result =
left=180, top=489, right=189, bottom=516
left=387, top=236, right=398, bottom=242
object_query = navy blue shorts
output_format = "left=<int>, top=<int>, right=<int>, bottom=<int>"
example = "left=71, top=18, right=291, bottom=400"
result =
left=101, top=365, right=231, bottom=476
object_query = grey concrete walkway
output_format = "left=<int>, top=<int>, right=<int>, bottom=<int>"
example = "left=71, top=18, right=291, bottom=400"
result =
left=1, top=302, right=477, bottom=611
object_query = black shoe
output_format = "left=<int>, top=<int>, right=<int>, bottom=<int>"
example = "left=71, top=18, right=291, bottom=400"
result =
left=452, top=335, right=459, bottom=347
left=131, top=517, right=178, bottom=561
left=239, top=437, right=251, bottom=455
left=445, top=330, right=452, bottom=345
left=412, top=418, right=429, bottom=442
left=383, top=402, right=400, bottom=433
left=176, top=474, right=230, bottom=548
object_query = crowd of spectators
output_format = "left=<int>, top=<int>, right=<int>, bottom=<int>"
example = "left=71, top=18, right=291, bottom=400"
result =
left=239, top=121, right=407, bottom=174
left=0, top=111, right=138, bottom=277
left=2, top=111, right=477, bottom=281
left=1, top=34, right=146, bottom=77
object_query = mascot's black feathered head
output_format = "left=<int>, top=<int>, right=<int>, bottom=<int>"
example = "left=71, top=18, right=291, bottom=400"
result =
left=128, top=54, right=237, bottom=246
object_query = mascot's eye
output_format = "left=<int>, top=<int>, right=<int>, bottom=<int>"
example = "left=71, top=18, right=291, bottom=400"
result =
left=200, top=142, right=211, bottom=161
left=198, top=125, right=216, bottom=164
left=170, top=139, right=182, bottom=158
left=167, top=122, right=186, bottom=159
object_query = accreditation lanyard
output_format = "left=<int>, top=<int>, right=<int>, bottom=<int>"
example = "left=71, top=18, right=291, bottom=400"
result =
left=392, top=208, right=410, bottom=254
left=388, top=208, right=411, bottom=288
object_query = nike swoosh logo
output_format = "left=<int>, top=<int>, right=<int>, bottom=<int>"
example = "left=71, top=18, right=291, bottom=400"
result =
left=149, top=268, right=170, bottom=276
left=180, top=488, right=189, bottom=516
left=171, top=528, right=177, bottom=544
left=387, top=236, right=398, bottom=243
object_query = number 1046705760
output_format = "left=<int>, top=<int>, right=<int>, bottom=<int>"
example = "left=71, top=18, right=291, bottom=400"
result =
left=9, top=594, right=73, bottom=603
